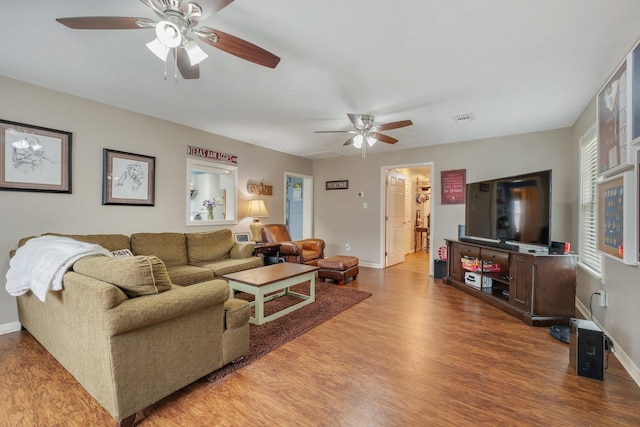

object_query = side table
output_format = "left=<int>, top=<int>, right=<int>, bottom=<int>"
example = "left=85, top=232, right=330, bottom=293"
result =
left=253, top=242, right=281, bottom=265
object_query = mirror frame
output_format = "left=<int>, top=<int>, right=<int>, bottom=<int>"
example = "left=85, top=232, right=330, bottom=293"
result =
left=186, top=158, right=238, bottom=226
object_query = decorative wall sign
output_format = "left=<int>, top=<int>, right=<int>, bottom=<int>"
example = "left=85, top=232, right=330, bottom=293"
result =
left=187, top=145, right=237, bottom=164
left=103, top=149, right=155, bottom=206
left=440, top=169, right=466, bottom=204
left=597, top=171, right=637, bottom=264
left=247, top=183, right=273, bottom=195
left=326, top=180, right=349, bottom=190
left=0, top=119, right=72, bottom=193
left=597, top=58, right=632, bottom=176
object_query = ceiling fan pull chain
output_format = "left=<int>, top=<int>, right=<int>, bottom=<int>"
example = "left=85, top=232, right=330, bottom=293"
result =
left=173, top=48, right=178, bottom=82
left=163, top=49, right=168, bottom=80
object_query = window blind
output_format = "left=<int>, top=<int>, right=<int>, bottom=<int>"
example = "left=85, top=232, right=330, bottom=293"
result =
left=579, top=127, right=602, bottom=275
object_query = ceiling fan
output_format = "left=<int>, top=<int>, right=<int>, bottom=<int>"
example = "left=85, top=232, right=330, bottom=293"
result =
left=56, top=0, right=280, bottom=80
left=315, top=113, right=413, bottom=157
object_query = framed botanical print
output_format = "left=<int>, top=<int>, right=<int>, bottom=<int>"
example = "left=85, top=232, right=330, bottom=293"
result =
left=0, top=119, right=72, bottom=193
left=103, top=149, right=155, bottom=206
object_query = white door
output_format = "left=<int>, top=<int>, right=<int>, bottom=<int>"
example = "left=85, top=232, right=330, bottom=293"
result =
left=385, top=171, right=406, bottom=267
left=403, top=180, right=412, bottom=254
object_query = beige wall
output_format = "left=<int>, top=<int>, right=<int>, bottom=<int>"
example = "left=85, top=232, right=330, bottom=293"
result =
left=571, top=97, right=640, bottom=384
left=0, top=76, right=312, bottom=329
left=313, top=127, right=574, bottom=267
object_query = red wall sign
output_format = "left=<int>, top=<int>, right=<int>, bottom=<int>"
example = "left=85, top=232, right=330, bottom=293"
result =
left=441, top=169, right=466, bottom=204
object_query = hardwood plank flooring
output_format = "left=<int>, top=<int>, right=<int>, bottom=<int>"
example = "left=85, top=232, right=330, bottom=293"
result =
left=1, top=251, right=639, bottom=426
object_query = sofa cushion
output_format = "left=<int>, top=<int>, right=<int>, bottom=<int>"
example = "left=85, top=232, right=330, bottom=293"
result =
left=165, top=265, right=215, bottom=287
left=130, top=233, right=188, bottom=267
left=185, top=230, right=235, bottom=264
left=44, top=233, right=131, bottom=252
left=73, top=255, right=172, bottom=298
left=224, top=298, right=251, bottom=330
left=230, top=242, right=255, bottom=259
left=195, top=257, right=264, bottom=277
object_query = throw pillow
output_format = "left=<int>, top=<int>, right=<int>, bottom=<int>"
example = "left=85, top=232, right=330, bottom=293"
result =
left=111, top=248, right=133, bottom=257
left=73, top=255, right=172, bottom=298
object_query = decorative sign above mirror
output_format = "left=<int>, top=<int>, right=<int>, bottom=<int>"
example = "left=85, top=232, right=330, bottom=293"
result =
left=186, top=158, right=238, bottom=226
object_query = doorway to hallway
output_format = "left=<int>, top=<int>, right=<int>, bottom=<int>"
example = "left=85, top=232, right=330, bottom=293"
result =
left=382, top=163, right=433, bottom=271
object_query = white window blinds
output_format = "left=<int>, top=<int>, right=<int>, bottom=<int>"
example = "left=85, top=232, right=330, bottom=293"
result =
left=579, top=126, right=602, bottom=275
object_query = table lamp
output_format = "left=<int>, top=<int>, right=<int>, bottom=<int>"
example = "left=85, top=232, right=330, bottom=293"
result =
left=247, top=199, right=270, bottom=242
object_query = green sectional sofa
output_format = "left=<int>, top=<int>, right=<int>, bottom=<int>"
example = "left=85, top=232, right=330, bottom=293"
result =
left=10, top=229, right=262, bottom=426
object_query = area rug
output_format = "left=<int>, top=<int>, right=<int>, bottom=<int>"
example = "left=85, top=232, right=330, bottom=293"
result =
left=205, top=281, right=371, bottom=384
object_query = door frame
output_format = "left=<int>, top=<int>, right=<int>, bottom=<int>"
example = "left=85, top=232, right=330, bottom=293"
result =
left=380, top=161, right=434, bottom=270
left=284, top=172, right=314, bottom=238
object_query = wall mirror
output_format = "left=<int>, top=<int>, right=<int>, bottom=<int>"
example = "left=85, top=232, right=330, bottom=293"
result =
left=186, top=158, right=238, bottom=226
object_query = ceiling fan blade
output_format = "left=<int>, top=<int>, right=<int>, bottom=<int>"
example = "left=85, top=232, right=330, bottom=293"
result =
left=376, top=119, right=413, bottom=131
left=343, top=137, right=356, bottom=146
left=370, top=132, right=398, bottom=144
left=198, top=27, right=280, bottom=68
left=348, top=113, right=364, bottom=129
left=314, top=130, right=357, bottom=134
left=56, top=17, right=155, bottom=30
left=176, top=49, right=200, bottom=79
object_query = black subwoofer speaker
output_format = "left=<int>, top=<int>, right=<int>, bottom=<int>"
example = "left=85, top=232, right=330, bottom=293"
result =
left=569, top=318, right=604, bottom=381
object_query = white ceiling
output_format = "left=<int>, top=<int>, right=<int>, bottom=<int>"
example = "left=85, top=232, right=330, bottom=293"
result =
left=2, top=1, right=640, bottom=159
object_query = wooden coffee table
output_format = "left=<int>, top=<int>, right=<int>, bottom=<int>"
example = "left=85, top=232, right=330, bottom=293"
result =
left=222, top=263, right=319, bottom=325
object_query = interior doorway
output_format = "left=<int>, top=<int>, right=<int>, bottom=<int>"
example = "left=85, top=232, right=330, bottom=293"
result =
left=382, top=162, right=433, bottom=271
left=284, top=172, right=313, bottom=240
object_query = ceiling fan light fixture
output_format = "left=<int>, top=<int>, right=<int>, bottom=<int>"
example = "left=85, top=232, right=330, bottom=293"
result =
left=367, top=135, right=377, bottom=146
left=156, top=20, right=182, bottom=48
left=352, top=134, right=363, bottom=148
left=184, top=39, right=208, bottom=65
left=146, top=37, right=169, bottom=61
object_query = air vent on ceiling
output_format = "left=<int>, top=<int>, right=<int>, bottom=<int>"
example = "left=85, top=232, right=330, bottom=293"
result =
left=453, top=112, right=472, bottom=123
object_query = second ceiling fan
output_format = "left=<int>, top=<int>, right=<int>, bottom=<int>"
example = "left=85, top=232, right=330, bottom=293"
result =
left=315, top=113, right=413, bottom=157
left=56, top=0, right=280, bottom=80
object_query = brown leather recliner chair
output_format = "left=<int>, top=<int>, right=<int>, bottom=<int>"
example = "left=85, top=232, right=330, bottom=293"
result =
left=261, top=224, right=325, bottom=265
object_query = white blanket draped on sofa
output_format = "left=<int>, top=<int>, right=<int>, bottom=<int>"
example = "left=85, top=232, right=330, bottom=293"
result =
left=5, top=235, right=112, bottom=302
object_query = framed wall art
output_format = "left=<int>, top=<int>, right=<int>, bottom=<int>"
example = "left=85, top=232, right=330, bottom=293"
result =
left=0, top=119, right=72, bottom=193
left=597, top=170, right=637, bottom=264
left=440, top=169, right=466, bottom=204
left=597, top=57, right=633, bottom=176
left=326, top=180, right=348, bottom=190
left=234, top=232, right=250, bottom=243
left=631, top=42, right=640, bottom=145
left=103, top=149, right=155, bottom=206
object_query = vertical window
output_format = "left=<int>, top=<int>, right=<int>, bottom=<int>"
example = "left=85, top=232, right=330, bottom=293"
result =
left=578, top=125, right=602, bottom=275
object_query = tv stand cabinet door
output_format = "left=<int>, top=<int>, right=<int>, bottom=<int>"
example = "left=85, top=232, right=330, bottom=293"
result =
left=510, top=254, right=532, bottom=312
left=448, top=242, right=463, bottom=282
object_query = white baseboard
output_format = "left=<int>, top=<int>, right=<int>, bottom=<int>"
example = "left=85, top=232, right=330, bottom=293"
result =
left=0, top=321, right=22, bottom=335
left=575, top=298, right=640, bottom=388
left=359, top=261, right=382, bottom=269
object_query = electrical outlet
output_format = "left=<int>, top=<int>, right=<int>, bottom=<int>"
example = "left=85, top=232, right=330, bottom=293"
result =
left=345, top=243, right=351, bottom=251
left=598, top=290, right=608, bottom=307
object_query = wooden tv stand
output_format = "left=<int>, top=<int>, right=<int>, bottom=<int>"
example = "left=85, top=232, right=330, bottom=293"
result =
left=444, top=239, right=576, bottom=326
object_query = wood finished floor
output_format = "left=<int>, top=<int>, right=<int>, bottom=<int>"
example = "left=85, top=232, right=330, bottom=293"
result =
left=2, top=251, right=640, bottom=426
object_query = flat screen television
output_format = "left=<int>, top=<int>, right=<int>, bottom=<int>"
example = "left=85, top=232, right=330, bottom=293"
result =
left=464, top=170, right=552, bottom=247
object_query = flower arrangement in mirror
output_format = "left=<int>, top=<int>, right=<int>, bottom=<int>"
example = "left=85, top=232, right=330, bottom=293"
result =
left=202, top=199, right=217, bottom=220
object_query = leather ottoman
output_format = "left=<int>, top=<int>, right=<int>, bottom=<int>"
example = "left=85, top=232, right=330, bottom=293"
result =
left=317, top=255, right=359, bottom=285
